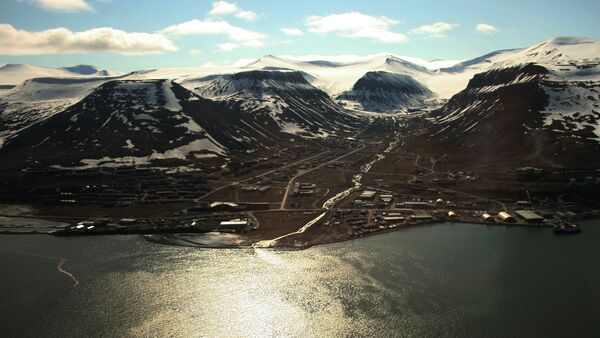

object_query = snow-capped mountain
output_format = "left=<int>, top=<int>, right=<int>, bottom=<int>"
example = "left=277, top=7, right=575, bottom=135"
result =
left=0, top=79, right=293, bottom=169
left=0, top=75, right=123, bottom=148
left=419, top=37, right=600, bottom=167
left=243, top=54, right=432, bottom=98
left=0, top=63, right=115, bottom=88
left=182, top=70, right=360, bottom=138
left=336, top=71, right=434, bottom=112
left=0, top=36, right=598, bottom=170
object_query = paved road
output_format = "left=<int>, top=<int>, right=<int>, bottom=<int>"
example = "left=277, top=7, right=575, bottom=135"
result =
left=279, top=144, right=366, bottom=210
left=195, top=151, right=329, bottom=202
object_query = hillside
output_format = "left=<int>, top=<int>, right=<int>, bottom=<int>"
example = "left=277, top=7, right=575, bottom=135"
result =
left=0, top=79, right=294, bottom=170
left=336, top=71, right=434, bottom=112
left=183, top=70, right=360, bottom=138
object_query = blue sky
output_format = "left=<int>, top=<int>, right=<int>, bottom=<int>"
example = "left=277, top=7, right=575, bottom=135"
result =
left=1, top=0, right=599, bottom=72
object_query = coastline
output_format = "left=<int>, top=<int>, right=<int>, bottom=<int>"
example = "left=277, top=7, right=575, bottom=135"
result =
left=2, top=212, right=592, bottom=250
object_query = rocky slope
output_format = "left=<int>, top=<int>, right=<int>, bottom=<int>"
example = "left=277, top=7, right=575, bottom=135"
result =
left=0, top=79, right=292, bottom=169
left=336, top=71, right=434, bottom=112
left=183, top=70, right=360, bottom=138
left=416, top=37, right=600, bottom=168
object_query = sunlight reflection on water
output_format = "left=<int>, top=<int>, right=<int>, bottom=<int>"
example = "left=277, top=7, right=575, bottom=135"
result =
left=1, top=221, right=599, bottom=337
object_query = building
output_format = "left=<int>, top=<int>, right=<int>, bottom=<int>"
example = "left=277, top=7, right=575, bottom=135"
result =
left=383, top=216, right=404, bottom=222
left=497, top=212, right=516, bottom=223
left=118, top=218, right=137, bottom=225
left=394, top=208, right=415, bottom=215
left=359, top=190, right=377, bottom=199
left=295, top=182, right=317, bottom=196
left=481, top=213, right=494, bottom=223
left=411, top=214, right=433, bottom=221
left=515, top=210, right=544, bottom=223
left=380, top=194, right=393, bottom=204
left=385, top=212, right=404, bottom=217
left=517, top=200, right=532, bottom=207
left=219, top=219, right=249, bottom=232
left=402, top=201, right=432, bottom=209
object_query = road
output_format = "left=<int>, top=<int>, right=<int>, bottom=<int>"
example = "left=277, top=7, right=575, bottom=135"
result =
left=409, top=152, right=506, bottom=210
left=195, top=151, right=329, bottom=202
left=279, top=144, right=366, bottom=210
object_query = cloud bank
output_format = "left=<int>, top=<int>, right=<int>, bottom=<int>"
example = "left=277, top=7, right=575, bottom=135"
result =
left=0, top=24, right=176, bottom=55
left=160, top=19, right=267, bottom=48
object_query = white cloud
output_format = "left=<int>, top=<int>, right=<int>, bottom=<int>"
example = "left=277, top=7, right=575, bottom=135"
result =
left=235, top=10, right=257, bottom=21
left=159, top=19, right=267, bottom=45
left=208, top=1, right=238, bottom=15
left=411, top=22, right=458, bottom=37
left=189, top=48, right=202, bottom=55
left=18, top=0, right=93, bottom=12
left=208, top=1, right=258, bottom=21
left=0, top=24, right=177, bottom=55
left=280, top=27, right=304, bottom=36
left=305, top=12, right=407, bottom=43
left=476, top=23, right=498, bottom=34
left=218, top=42, right=239, bottom=52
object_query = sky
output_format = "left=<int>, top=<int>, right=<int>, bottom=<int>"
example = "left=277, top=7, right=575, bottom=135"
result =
left=0, top=0, right=599, bottom=72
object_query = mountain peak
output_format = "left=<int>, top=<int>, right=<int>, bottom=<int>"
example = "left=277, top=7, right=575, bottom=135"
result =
left=0, top=63, right=30, bottom=70
left=543, top=36, right=597, bottom=46
left=62, top=64, right=103, bottom=75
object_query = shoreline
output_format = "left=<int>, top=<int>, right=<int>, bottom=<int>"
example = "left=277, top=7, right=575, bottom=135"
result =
left=1, top=213, right=590, bottom=250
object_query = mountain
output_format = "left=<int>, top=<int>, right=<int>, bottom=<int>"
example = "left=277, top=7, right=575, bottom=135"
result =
left=439, top=50, right=521, bottom=73
left=415, top=37, right=600, bottom=168
left=0, top=76, right=122, bottom=148
left=182, top=70, right=360, bottom=138
left=1, top=36, right=598, bottom=168
left=61, top=65, right=112, bottom=76
left=0, top=79, right=294, bottom=170
left=0, top=64, right=115, bottom=89
left=336, top=71, right=434, bottom=112
left=244, top=54, right=432, bottom=98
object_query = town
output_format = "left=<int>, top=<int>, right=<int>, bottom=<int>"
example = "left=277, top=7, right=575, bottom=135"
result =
left=1, top=118, right=598, bottom=247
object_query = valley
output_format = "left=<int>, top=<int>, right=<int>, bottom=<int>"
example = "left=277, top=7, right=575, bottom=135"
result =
left=0, top=36, right=599, bottom=247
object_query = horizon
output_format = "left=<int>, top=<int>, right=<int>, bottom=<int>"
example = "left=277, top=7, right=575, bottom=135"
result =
left=1, top=0, right=599, bottom=72
left=0, top=36, right=588, bottom=74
